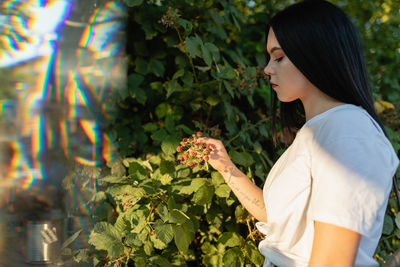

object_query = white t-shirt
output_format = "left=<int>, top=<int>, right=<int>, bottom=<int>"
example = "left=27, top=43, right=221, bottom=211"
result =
left=256, top=104, right=399, bottom=267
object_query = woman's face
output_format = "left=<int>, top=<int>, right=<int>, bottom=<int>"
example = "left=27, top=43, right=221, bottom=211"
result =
left=264, top=28, right=314, bottom=102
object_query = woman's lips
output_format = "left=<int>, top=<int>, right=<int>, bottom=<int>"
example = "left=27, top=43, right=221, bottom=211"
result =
left=270, top=82, right=278, bottom=89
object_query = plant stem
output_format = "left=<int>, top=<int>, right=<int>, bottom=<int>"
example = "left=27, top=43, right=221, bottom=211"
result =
left=174, top=27, right=199, bottom=84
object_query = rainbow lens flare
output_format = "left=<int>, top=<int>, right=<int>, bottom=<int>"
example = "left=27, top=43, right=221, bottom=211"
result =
left=0, top=0, right=125, bottom=265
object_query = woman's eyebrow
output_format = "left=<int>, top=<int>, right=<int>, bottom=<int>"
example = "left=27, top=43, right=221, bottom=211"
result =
left=268, top=46, right=282, bottom=54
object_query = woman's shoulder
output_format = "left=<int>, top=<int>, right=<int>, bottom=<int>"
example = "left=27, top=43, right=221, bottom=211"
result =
left=304, top=104, right=384, bottom=142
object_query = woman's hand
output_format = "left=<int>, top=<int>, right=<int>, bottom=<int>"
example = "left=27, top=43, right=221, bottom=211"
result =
left=196, top=137, right=235, bottom=174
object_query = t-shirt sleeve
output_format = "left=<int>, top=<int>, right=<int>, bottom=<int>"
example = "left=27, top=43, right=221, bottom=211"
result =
left=309, top=137, right=396, bottom=236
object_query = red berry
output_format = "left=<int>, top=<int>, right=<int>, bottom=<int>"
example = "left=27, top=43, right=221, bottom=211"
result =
left=197, top=131, right=202, bottom=137
left=204, top=156, right=209, bottom=161
left=176, top=146, right=182, bottom=152
left=190, top=151, right=196, bottom=157
left=183, top=138, right=188, bottom=142
left=183, top=154, right=189, bottom=160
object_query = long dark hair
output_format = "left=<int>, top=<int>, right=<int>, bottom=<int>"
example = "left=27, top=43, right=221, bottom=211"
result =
left=267, top=0, right=386, bottom=145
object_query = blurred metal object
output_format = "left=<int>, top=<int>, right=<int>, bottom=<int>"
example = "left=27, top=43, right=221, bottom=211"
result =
left=26, top=213, right=62, bottom=265
left=27, top=221, right=52, bottom=264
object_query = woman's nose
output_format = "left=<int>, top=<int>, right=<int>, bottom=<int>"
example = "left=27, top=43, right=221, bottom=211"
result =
left=264, top=61, right=273, bottom=76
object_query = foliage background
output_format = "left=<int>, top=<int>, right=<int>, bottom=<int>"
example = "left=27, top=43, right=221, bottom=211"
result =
left=62, top=0, right=400, bottom=266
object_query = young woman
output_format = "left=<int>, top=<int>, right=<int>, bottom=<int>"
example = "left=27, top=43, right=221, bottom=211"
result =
left=198, top=1, right=399, bottom=266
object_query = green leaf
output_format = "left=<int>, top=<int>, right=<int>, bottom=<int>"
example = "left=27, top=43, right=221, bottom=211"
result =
left=129, top=162, right=148, bottom=180
left=206, top=95, right=220, bottom=106
left=185, top=35, right=203, bottom=58
left=128, top=73, right=144, bottom=88
left=223, top=247, right=244, bottom=267
left=229, top=150, right=255, bottom=167
left=149, top=59, right=165, bottom=77
left=205, top=42, right=220, bottom=61
left=223, top=80, right=234, bottom=98
left=125, top=0, right=143, bottom=7
left=165, top=114, right=175, bottom=134
left=101, top=175, right=130, bottom=184
left=395, top=213, right=400, bottom=229
left=154, top=221, right=174, bottom=245
left=61, top=229, right=82, bottom=250
left=211, top=172, right=225, bottom=186
left=169, top=209, right=190, bottom=224
left=157, top=204, right=169, bottom=222
left=211, top=10, right=224, bottom=25
left=151, top=129, right=168, bottom=141
left=244, top=240, right=264, bottom=265
left=383, top=214, right=394, bottom=235
left=172, top=69, right=185, bottom=80
left=150, top=233, right=168, bottom=250
left=135, top=58, right=147, bottom=75
left=215, top=184, right=231, bottom=198
left=160, top=160, right=175, bottom=174
left=143, top=122, right=158, bottom=132
left=89, top=222, right=123, bottom=258
left=144, top=240, right=154, bottom=255
left=173, top=224, right=191, bottom=252
left=180, top=178, right=207, bottom=195
left=176, top=18, right=193, bottom=34
left=161, top=135, right=180, bottom=155
left=201, top=43, right=212, bottom=66
left=166, top=79, right=182, bottom=99
left=218, top=232, right=243, bottom=247
left=155, top=103, right=170, bottom=118
left=192, top=184, right=214, bottom=205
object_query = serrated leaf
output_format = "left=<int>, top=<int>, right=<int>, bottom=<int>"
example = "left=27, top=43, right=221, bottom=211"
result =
left=244, top=240, right=264, bottom=265
left=165, top=114, right=175, bottom=133
left=129, top=162, right=148, bottom=180
left=180, top=178, right=207, bottom=195
left=135, top=58, right=147, bottom=75
left=172, top=69, right=185, bottom=80
left=211, top=172, right=225, bottom=186
left=383, top=214, right=394, bottom=235
left=211, top=10, right=224, bottom=24
left=161, top=135, right=180, bottom=155
left=395, top=213, right=400, bottom=229
left=223, top=80, right=234, bottom=98
left=185, top=36, right=202, bottom=58
left=173, top=224, right=191, bottom=252
left=166, top=79, right=182, bottom=99
left=160, top=160, right=175, bottom=174
left=89, top=222, right=123, bottom=258
left=205, top=42, right=220, bottom=61
left=151, top=128, right=168, bottom=141
left=154, top=222, right=174, bottom=245
left=201, top=43, right=212, bottom=66
left=101, top=175, right=129, bottom=184
left=125, top=233, right=142, bottom=247
left=160, top=173, right=173, bottom=185
left=157, top=204, right=169, bottom=222
left=215, top=184, right=231, bottom=198
left=144, top=240, right=154, bottom=255
left=143, top=122, right=158, bottom=132
left=150, top=233, right=168, bottom=250
left=218, top=232, right=243, bottom=247
left=149, top=59, right=165, bottom=77
left=192, top=184, right=214, bottom=205
left=229, top=150, right=255, bottom=167
left=169, top=209, right=190, bottom=224
left=223, top=247, right=244, bottom=267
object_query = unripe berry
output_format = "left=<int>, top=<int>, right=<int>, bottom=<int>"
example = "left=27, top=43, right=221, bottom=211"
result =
left=204, top=156, right=209, bottom=161
left=176, top=146, right=182, bottom=152
left=197, top=131, right=202, bottom=137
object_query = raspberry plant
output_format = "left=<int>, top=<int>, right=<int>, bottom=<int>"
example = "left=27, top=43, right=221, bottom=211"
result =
left=58, top=0, right=400, bottom=266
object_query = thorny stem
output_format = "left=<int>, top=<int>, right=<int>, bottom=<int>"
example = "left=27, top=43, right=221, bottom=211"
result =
left=174, top=26, right=199, bottom=84
left=246, top=218, right=255, bottom=242
left=125, top=248, right=132, bottom=267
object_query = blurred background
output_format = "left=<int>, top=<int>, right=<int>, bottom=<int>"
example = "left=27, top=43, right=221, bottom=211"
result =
left=0, top=0, right=125, bottom=266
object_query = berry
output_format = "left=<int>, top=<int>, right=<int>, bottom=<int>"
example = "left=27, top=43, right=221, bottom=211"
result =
left=190, top=151, right=196, bottom=157
left=176, top=146, right=182, bottom=152
left=197, top=131, right=202, bottom=137
left=204, top=156, right=209, bottom=161
left=183, top=138, right=188, bottom=142
left=183, top=154, right=189, bottom=160
left=200, top=161, right=205, bottom=165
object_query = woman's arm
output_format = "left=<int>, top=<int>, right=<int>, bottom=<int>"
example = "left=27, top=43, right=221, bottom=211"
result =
left=308, top=221, right=361, bottom=267
left=197, top=137, right=267, bottom=222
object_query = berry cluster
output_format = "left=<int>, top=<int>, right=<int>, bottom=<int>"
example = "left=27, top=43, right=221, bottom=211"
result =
left=175, top=131, right=212, bottom=169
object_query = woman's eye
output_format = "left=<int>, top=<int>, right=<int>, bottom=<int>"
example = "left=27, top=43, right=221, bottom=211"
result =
left=275, top=57, right=284, bottom=62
